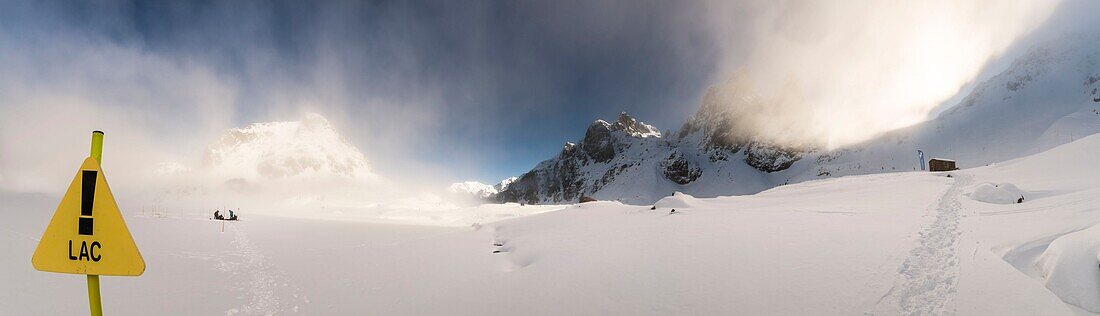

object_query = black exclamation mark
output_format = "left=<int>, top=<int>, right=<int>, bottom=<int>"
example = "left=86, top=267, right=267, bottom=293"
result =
left=79, top=170, right=96, bottom=235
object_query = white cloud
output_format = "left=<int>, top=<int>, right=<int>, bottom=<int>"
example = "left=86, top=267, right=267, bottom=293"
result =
left=0, top=0, right=1071, bottom=198
left=0, top=19, right=237, bottom=193
left=700, top=0, right=1061, bottom=147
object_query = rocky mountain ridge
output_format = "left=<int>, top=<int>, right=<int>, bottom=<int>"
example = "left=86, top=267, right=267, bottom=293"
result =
left=493, top=34, right=1100, bottom=205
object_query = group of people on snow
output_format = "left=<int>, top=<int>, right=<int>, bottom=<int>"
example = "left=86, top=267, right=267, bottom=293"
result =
left=213, top=209, right=239, bottom=221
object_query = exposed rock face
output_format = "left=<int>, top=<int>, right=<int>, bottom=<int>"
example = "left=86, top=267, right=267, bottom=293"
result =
left=611, top=112, right=662, bottom=138
left=581, top=121, right=616, bottom=163
left=496, top=113, right=664, bottom=204
left=578, top=112, right=663, bottom=164
left=677, top=76, right=756, bottom=153
left=678, top=75, right=808, bottom=173
left=743, top=142, right=804, bottom=173
left=495, top=35, right=1100, bottom=205
left=497, top=142, right=584, bottom=204
left=496, top=104, right=805, bottom=204
left=494, top=74, right=814, bottom=205
left=661, top=151, right=701, bottom=185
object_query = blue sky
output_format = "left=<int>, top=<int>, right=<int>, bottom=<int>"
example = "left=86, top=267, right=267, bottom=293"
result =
left=4, top=1, right=736, bottom=184
left=1, top=0, right=1089, bottom=189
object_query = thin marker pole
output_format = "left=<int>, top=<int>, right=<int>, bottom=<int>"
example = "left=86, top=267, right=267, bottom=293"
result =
left=87, top=274, right=102, bottom=316
left=88, top=131, right=104, bottom=316
left=90, top=131, right=103, bottom=164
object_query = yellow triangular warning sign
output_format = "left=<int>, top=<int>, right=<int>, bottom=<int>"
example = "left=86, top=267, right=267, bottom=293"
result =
left=32, top=157, right=144, bottom=276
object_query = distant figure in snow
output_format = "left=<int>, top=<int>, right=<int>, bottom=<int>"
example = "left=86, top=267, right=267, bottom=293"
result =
left=214, top=210, right=222, bottom=220
left=1017, top=196, right=1025, bottom=204
left=669, top=209, right=676, bottom=214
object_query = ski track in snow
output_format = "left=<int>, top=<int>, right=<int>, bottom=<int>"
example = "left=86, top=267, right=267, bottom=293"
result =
left=878, top=174, right=970, bottom=315
left=225, top=226, right=306, bottom=316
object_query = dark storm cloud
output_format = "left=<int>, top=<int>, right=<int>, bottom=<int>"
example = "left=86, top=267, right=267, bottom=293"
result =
left=45, top=0, right=728, bottom=126
left=301, top=1, right=735, bottom=179
left=0, top=0, right=1074, bottom=192
left=0, top=0, right=737, bottom=189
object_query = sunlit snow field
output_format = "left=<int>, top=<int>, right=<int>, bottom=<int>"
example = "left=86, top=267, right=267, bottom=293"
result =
left=5, top=135, right=1100, bottom=314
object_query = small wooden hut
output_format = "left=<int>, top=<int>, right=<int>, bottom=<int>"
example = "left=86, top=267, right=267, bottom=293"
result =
left=928, top=158, right=957, bottom=172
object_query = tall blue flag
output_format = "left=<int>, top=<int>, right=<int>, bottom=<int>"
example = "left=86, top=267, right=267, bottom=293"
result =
left=918, top=150, right=926, bottom=171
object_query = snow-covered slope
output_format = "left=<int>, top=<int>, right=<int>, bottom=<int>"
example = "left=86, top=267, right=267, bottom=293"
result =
left=798, top=33, right=1100, bottom=182
left=203, top=113, right=374, bottom=182
left=499, top=34, right=1100, bottom=205
left=10, top=131, right=1100, bottom=314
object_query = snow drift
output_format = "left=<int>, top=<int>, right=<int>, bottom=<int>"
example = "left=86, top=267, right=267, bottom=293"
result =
left=1035, top=223, right=1100, bottom=312
left=653, top=191, right=700, bottom=209
left=968, top=183, right=1028, bottom=204
left=8, top=115, right=1100, bottom=314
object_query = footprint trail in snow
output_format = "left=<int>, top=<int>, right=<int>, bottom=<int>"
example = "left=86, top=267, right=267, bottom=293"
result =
left=225, top=226, right=308, bottom=316
left=877, top=174, right=970, bottom=315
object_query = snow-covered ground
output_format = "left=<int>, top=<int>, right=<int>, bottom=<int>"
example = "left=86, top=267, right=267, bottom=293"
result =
left=6, top=134, right=1100, bottom=314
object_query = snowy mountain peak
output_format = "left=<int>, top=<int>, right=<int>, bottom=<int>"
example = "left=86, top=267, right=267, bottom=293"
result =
left=448, top=181, right=498, bottom=199
left=562, top=142, right=577, bottom=152
left=447, top=176, right=520, bottom=201
left=203, top=113, right=374, bottom=181
left=576, top=112, right=662, bottom=164
left=497, top=94, right=812, bottom=204
left=612, top=112, right=662, bottom=138
left=496, top=36, right=1100, bottom=205
left=495, top=176, right=518, bottom=192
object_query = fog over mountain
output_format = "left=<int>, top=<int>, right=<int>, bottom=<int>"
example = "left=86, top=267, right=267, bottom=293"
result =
left=0, top=0, right=1081, bottom=191
left=697, top=0, right=1060, bottom=148
left=489, top=33, right=1100, bottom=204
left=9, top=1, right=1100, bottom=314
